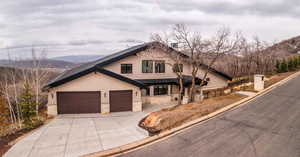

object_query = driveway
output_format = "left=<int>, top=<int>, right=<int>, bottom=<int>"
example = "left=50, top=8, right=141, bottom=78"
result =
left=4, top=112, right=148, bottom=157
left=121, top=75, right=300, bottom=157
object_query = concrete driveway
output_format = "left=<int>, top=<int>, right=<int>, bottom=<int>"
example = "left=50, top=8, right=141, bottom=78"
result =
left=4, top=112, right=148, bottom=157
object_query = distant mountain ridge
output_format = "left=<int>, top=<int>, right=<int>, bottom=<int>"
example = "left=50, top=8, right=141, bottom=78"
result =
left=0, top=59, right=77, bottom=69
left=51, top=55, right=104, bottom=63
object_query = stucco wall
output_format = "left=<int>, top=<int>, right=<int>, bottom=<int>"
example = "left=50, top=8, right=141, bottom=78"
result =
left=47, top=72, right=142, bottom=115
left=104, top=49, right=192, bottom=79
left=104, top=48, right=228, bottom=89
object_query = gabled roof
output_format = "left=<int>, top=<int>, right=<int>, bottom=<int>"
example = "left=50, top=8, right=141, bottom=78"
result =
left=45, top=41, right=231, bottom=89
left=43, top=66, right=146, bottom=91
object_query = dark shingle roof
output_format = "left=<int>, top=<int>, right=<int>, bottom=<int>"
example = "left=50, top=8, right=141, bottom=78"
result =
left=45, top=42, right=151, bottom=89
left=45, top=41, right=231, bottom=89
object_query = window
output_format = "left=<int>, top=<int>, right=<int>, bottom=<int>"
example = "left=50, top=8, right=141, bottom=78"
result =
left=142, top=60, right=153, bottom=73
left=146, top=88, right=150, bottom=96
left=173, top=64, right=183, bottom=73
left=121, top=64, right=132, bottom=74
left=154, top=85, right=168, bottom=95
left=155, top=60, right=165, bottom=73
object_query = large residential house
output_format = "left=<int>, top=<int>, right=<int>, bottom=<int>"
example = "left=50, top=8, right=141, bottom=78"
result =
left=44, top=42, right=232, bottom=115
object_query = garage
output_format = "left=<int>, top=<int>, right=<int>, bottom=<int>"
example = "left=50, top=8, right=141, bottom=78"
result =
left=109, top=90, right=133, bottom=112
left=57, top=91, right=101, bottom=114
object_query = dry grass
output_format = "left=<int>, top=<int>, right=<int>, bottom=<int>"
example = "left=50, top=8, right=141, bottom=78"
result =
left=140, top=93, right=247, bottom=134
left=264, top=72, right=296, bottom=88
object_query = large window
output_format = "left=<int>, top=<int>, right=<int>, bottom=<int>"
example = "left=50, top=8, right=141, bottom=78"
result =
left=121, top=64, right=132, bottom=74
left=142, top=60, right=153, bottom=73
left=155, top=60, right=165, bottom=73
left=154, top=85, right=168, bottom=95
left=173, top=64, right=183, bottom=73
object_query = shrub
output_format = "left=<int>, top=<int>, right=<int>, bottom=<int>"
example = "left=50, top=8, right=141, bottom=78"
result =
left=0, top=95, right=9, bottom=126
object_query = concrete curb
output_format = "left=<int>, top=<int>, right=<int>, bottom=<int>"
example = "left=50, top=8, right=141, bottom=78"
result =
left=83, top=71, right=300, bottom=157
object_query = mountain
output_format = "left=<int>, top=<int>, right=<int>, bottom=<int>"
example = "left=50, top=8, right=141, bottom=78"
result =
left=0, top=59, right=77, bottom=69
left=51, top=55, right=104, bottom=63
left=267, top=35, right=300, bottom=57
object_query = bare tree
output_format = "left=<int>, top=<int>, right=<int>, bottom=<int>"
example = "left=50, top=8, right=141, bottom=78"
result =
left=193, top=27, right=241, bottom=101
left=150, top=24, right=241, bottom=103
left=30, top=47, right=49, bottom=116
left=141, top=33, right=186, bottom=105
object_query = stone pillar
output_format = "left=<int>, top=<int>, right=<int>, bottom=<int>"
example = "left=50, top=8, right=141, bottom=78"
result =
left=149, top=86, right=154, bottom=96
left=101, top=90, right=110, bottom=114
left=182, top=87, right=189, bottom=104
left=168, top=85, right=171, bottom=95
left=133, top=90, right=142, bottom=112
left=254, top=74, right=265, bottom=91
left=47, top=91, right=57, bottom=116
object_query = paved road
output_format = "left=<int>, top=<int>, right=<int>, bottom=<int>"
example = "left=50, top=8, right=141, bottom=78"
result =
left=121, top=75, right=300, bottom=157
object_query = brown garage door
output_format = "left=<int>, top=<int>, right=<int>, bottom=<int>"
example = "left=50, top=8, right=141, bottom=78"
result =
left=57, top=91, right=101, bottom=114
left=109, top=90, right=132, bottom=112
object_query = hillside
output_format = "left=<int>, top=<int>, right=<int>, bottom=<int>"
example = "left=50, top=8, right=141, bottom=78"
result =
left=51, top=55, right=104, bottom=63
left=268, top=35, right=300, bottom=56
left=0, top=59, right=77, bottom=69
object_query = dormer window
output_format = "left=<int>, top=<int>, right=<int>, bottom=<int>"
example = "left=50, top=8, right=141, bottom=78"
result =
left=121, top=64, right=132, bottom=74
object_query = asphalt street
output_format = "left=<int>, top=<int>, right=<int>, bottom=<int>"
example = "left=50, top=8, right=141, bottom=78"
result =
left=120, top=75, right=300, bottom=157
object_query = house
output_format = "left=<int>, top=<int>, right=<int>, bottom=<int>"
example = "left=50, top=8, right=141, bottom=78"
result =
left=44, top=42, right=232, bottom=115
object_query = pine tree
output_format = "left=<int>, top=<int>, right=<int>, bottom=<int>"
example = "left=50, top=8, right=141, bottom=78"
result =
left=276, top=60, right=281, bottom=73
left=20, top=83, right=37, bottom=126
left=288, top=59, right=294, bottom=71
left=280, top=59, right=288, bottom=72
left=293, top=57, right=299, bottom=69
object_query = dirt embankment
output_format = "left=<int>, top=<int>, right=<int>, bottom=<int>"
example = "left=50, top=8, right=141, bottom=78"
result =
left=140, top=93, right=247, bottom=135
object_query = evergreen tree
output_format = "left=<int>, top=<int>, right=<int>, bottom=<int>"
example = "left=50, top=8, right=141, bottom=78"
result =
left=280, top=59, right=288, bottom=72
left=276, top=60, right=281, bottom=73
left=20, top=83, right=37, bottom=126
left=288, top=59, right=294, bottom=71
left=293, top=57, right=299, bottom=69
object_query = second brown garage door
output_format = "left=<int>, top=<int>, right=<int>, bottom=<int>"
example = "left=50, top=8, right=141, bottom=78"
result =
left=109, top=90, right=132, bottom=112
left=57, top=91, right=101, bottom=114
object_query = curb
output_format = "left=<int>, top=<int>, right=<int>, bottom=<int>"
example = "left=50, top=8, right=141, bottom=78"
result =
left=84, top=71, right=300, bottom=157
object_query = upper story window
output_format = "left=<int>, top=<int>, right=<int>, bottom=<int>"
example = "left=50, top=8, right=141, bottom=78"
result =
left=155, top=60, right=165, bottom=73
left=142, top=60, right=153, bottom=73
left=121, top=64, right=132, bottom=74
left=173, top=64, right=183, bottom=73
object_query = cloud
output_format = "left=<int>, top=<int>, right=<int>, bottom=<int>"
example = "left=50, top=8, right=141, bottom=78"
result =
left=0, top=0, right=300, bottom=59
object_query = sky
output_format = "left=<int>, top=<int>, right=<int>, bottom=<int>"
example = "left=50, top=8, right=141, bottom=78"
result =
left=0, top=0, right=300, bottom=59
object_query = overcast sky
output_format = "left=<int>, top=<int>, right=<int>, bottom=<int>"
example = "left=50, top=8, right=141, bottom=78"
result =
left=0, top=0, right=300, bottom=59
